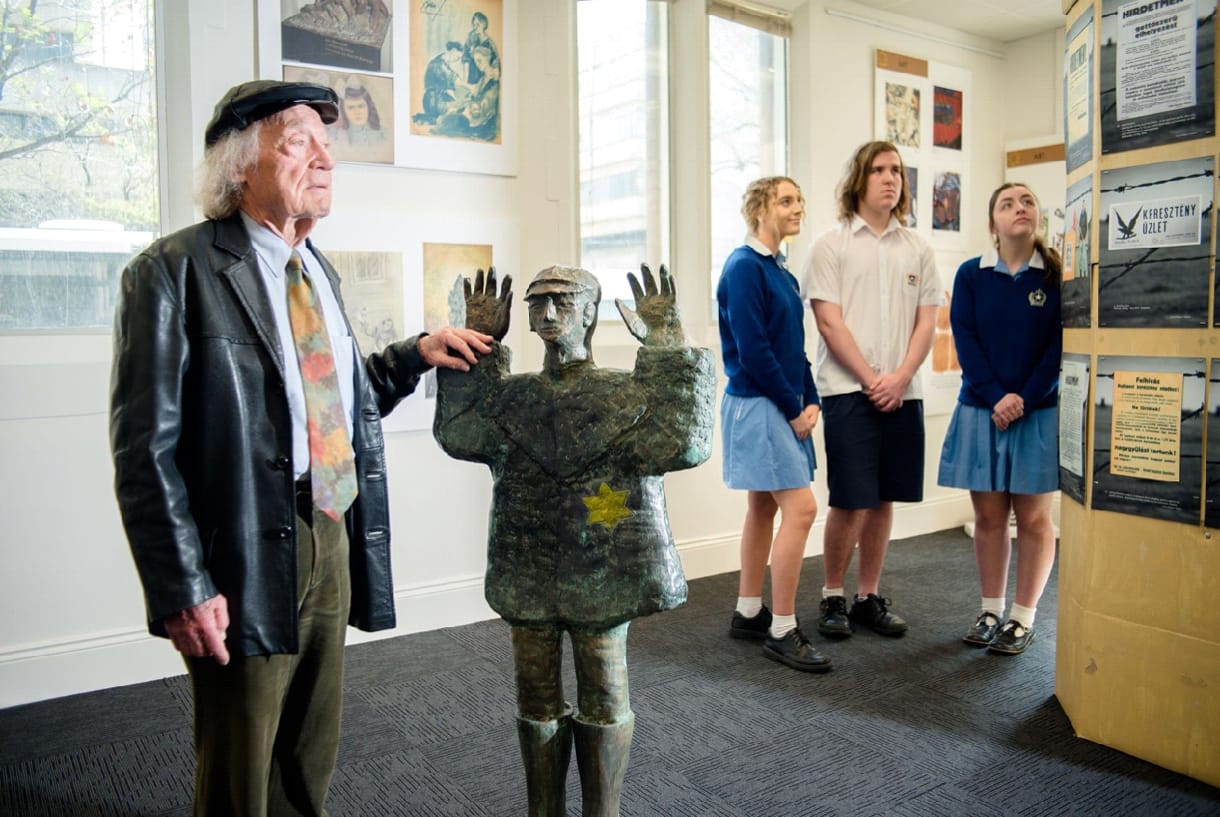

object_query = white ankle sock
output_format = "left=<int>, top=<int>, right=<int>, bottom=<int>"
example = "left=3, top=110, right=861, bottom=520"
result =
left=981, top=597, right=1005, bottom=618
left=736, top=596, right=763, bottom=618
left=1009, top=603, right=1036, bottom=629
left=770, top=613, right=797, bottom=638
left=822, top=586, right=845, bottom=599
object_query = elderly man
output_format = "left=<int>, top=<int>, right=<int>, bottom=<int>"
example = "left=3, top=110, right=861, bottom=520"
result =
left=109, top=80, right=491, bottom=816
left=434, top=264, right=714, bottom=817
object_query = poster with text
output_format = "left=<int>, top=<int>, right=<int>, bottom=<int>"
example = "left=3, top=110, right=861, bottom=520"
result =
left=1100, top=0, right=1216, bottom=154
left=1092, top=355, right=1204, bottom=524
left=1065, top=6, right=1095, bottom=172
left=1206, top=359, right=1220, bottom=526
left=1097, top=155, right=1211, bottom=327
left=1061, top=175, right=1093, bottom=327
left=1059, top=354, right=1091, bottom=504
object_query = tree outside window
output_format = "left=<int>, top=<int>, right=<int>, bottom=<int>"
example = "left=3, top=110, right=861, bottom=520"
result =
left=0, top=0, right=158, bottom=331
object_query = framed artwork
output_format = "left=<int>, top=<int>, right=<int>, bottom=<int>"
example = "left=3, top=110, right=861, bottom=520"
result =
left=257, top=0, right=518, bottom=176
left=279, top=0, right=394, bottom=73
left=874, top=50, right=972, bottom=252
left=326, top=250, right=404, bottom=355
left=283, top=65, right=395, bottom=164
left=310, top=211, right=519, bottom=432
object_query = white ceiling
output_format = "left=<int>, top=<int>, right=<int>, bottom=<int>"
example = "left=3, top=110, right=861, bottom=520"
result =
left=770, top=1, right=1067, bottom=44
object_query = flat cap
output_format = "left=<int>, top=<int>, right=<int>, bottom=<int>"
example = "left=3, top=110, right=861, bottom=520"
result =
left=204, top=80, right=339, bottom=146
left=524, top=265, right=600, bottom=300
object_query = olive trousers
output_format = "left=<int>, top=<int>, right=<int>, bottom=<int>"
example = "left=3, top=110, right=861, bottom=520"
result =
left=186, top=510, right=350, bottom=817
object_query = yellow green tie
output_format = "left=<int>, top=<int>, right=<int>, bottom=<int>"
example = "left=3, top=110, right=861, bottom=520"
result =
left=285, top=250, right=357, bottom=521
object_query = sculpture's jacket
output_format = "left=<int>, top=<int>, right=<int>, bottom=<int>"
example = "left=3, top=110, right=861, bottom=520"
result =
left=434, top=343, right=715, bottom=629
left=110, top=215, right=425, bottom=657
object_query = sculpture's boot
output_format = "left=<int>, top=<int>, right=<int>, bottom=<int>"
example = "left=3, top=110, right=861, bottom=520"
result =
left=516, top=712, right=573, bottom=817
left=572, top=714, right=635, bottom=817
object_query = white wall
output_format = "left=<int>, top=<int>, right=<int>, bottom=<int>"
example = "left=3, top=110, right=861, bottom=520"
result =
left=0, top=0, right=1062, bottom=708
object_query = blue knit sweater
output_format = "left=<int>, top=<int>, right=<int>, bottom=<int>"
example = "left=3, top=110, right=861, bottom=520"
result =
left=717, top=243, right=819, bottom=420
left=950, top=252, right=1062, bottom=410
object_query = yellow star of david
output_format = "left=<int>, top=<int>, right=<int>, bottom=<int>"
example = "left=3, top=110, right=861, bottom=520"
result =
left=583, top=482, right=633, bottom=531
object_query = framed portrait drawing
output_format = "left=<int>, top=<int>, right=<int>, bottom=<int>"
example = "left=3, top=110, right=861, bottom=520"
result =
left=257, top=0, right=518, bottom=176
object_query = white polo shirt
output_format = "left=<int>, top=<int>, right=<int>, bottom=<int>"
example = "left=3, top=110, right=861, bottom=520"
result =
left=801, top=214, right=941, bottom=399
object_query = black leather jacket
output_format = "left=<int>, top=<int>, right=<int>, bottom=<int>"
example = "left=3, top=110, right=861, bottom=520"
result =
left=110, top=215, right=428, bottom=656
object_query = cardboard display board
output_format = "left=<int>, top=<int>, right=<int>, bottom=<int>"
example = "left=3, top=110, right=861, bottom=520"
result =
left=1055, top=1, right=1220, bottom=790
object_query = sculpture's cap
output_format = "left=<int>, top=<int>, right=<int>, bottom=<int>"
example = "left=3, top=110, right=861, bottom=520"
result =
left=205, top=80, right=339, bottom=146
left=524, top=265, right=600, bottom=300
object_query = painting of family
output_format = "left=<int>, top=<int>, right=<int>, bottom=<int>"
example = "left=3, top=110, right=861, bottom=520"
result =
left=410, top=1, right=502, bottom=143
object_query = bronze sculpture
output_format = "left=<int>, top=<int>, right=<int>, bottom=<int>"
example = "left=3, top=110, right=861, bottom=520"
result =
left=434, top=263, right=714, bottom=816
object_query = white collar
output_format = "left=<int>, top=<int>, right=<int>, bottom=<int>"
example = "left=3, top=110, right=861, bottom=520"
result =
left=849, top=213, right=901, bottom=237
left=745, top=234, right=788, bottom=267
left=981, top=246, right=1045, bottom=275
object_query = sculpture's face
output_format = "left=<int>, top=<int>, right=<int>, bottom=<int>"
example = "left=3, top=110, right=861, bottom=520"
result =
left=528, top=289, right=593, bottom=352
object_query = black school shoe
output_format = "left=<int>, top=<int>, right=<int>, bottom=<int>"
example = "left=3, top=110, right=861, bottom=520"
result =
left=988, top=620, right=1035, bottom=655
left=763, top=627, right=833, bottom=673
left=849, top=594, right=908, bottom=636
left=962, top=612, right=1004, bottom=646
left=729, top=605, right=772, bottom=640
left=817, top=595, right=853, bottom=639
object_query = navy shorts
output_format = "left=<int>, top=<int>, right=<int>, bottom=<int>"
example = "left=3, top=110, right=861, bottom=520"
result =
left=822, top=392, right=925, bottom=509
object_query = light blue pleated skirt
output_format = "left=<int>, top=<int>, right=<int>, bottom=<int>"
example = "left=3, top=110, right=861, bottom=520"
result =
left=721, top=393, right=816, bottom=491
left=938, top=403, right=1058, bottom=494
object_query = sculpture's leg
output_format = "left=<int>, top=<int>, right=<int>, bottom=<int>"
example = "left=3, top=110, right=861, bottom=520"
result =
left=572, top=714, right=634, bottom=817
left=516, top=709, right=573, bottom=817
left=511, top=624, right=569, bottom=816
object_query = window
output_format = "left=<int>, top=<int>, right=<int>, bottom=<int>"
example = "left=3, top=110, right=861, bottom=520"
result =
left=0, top=0, right=159, bottom=332
left=577, top=0, right=669, bottom=313
left=708, top=8, right=788, bottom=300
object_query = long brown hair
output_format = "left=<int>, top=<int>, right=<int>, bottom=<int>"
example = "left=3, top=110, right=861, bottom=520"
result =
left=836, top=140, right=911, bottom=224
left=988, top=182, right=1061, bottom=287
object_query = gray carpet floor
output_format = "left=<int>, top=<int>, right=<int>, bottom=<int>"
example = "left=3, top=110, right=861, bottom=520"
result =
left=2, top=529, right=1218, bottom=816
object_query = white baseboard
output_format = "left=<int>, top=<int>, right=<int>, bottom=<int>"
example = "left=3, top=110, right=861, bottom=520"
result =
left=0, top=578, right=497, bottom=709
left=0, top=493, right=972, bottom=709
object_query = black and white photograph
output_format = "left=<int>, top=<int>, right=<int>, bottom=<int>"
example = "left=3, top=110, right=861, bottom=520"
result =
left=280, top=0, right=392, bottom=73
left=1097, top=155, right=1212, bottom=327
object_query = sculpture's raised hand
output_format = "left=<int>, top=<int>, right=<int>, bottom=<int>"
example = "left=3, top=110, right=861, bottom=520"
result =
left=464, top=266, right=513, bottom=341
left=615, top=263, right=684, bottom=347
